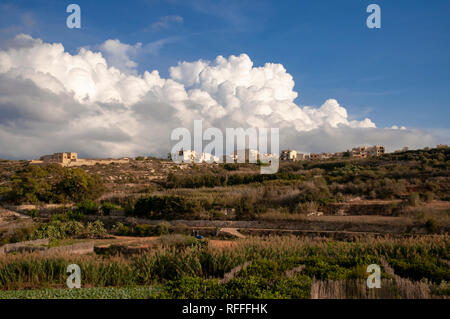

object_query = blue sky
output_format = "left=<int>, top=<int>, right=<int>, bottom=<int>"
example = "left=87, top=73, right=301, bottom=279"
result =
left=0, top=0, right=449, bottom=157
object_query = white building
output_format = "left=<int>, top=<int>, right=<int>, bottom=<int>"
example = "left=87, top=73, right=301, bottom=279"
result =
left=172, top=149, right=219, bottom=163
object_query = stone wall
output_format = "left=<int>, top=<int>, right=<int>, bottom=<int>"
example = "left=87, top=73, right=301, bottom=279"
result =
left=0, top=239, right=94, bottom=255
left=0, top=238, right=49, bottom=255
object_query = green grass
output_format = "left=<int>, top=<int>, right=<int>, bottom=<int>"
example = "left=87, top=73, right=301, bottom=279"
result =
left=0, top=286, right=159, bottom=299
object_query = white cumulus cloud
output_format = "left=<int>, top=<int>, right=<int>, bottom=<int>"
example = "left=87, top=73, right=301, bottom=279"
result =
left=98, top=39, right=142, bottom=74
left=0, top=34, right=438, bottom=159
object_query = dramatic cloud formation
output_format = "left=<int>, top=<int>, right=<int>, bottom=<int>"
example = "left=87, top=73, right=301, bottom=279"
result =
left=0, top=34, right=437, bottom=159
left=98, top=39, right=142, bottom=74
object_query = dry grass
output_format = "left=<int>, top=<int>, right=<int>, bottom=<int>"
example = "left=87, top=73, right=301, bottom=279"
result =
left=380, top=256, right=431, bottom=299
left=310, top=255, right=440, bottom=299
left=310, top=279, right=398, bottom=299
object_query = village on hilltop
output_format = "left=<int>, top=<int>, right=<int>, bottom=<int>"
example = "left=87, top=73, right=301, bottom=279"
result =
left=31, top=144, right=449, bottom=166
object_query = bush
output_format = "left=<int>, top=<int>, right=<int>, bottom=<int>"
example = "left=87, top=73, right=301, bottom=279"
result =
left=74, top=200, right=99, bottom=215
left=29, top=209, right=39, bottom=218
left=6, top=165, right=59, bottom=204
left=101, top=202, right=121, bottom=215
left=156, top=221, right=171, bottom=235
left=424, top=191, right=434, bottom=203
left=31, top=220, right=106, bottom=240
left=33, top=220, right=84, bottom=240
left=55, top=168, right=105, bottom=202
left=296, top=202, right=319, bottom=215
left=85, top=220, right=107, bottom=238
left=5, top=166, right=105, bottom=204
left=156, top=277, right=224, bottom=299
left=0, top=226, right=37, bottom=245
left=407, top=192, right=420, bottom=207
left=235, top=196, right=260, bottom=220
left=425, top=219, right=440, bottom=233
left=112, top=222, right=129, bottom=236
left=133, top=195, right=196, bottom=219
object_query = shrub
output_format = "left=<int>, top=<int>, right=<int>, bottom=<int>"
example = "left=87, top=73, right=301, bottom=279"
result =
left=5, top=165, right=105, bottom=204
left=74, top=200, right=99, bottom=215
left=407, top=192, right=420, bottom=207
left=296, top=202, right=319, bottom=215
left=112, top=222, right=129, bottom=235
left=156, top=221, right=171, bottom=235
left=424, top=191, right=434, bottom=203
left=33, top=220, right=84, bottom=240
left=101, top=202, right=121, bottom=215
left=85, top=220, right=107, bottom=238
left=0, top=226, right=37, bottom=245
left=156, top=277, right=224, bottom=299
left=425, top=219, right=440, bottom=233
left=29, top=209, right=39, bottom=218
left=430, top=280, right=450, bottom=296
left=235, top=196, right=259, bottom=220
left=296, top=183, right=332, bottom=206
left=133, top=195, right=196, bottom=219
left=6, top=165, right=57, bottom=204
left=55, top=168, right=105, bottom=202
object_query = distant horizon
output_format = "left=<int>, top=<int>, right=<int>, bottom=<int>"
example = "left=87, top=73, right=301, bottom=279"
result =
left=4, top=143, right=447, bottom=162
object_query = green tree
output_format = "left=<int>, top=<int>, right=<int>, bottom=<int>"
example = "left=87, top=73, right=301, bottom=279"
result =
left=55, top=168, right=105, bottom=203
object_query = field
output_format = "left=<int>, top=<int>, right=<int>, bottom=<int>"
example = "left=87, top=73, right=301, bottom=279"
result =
left=0, top=236, right=448, bottom=298
left=0, top=147, right=449, bottom=299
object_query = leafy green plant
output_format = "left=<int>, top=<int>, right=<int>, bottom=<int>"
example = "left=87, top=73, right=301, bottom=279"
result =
left=75, top=200, right=99, bottom=215
left=133, top=195, right=196, bottom=219
left=55, top=168, right=105, bottom=203
left=101, top=202, right=121, bottom=215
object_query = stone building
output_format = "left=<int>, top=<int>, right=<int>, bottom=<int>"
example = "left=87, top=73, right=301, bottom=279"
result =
left=367, top=145, right=385, bottom=157
left=40, top=152, right=78, bottom=164
left=280, top=150, right=297, bottom=161
left=351, top=146, right=368, bottom=159
left=172, top=149, right=220, bottom=164
left=351, top=145, right=385, bottom=158
left=309, top=153, right=332, bottom=160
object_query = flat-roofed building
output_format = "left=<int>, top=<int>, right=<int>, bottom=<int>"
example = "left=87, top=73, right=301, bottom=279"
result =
left=367, top=145, right=385, bottom=157
left=352, top=145, right=385, bottom=158
left=280, top=150, right=297, bottom=161
left=40, top=152, right=78, bottom=164
left=351, top=146, right=368, bottom=159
